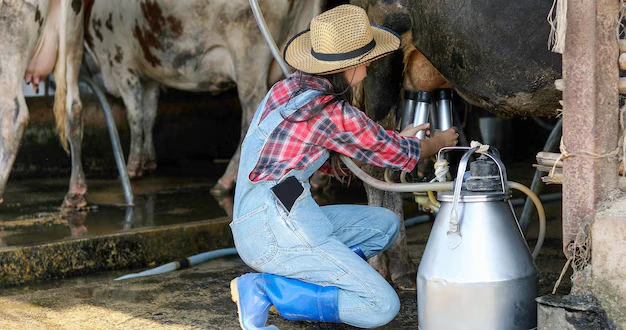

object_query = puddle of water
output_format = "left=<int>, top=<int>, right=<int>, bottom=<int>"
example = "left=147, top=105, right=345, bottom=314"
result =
left=0, top=178, right=229, bottom=248
left=0, top=170, right=371, bottom=249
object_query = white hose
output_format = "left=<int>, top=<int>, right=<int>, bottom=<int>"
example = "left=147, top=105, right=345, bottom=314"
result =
left=340, top=156, right=454, bottom=192
left=114, top=248, right=239, bottom=281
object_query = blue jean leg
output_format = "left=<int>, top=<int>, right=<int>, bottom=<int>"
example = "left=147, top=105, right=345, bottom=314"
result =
left=321, top=204, right=400, bottom=259
left=252, top=199, right=400, bottom=328
left=267, top=236, right=400, bottom=328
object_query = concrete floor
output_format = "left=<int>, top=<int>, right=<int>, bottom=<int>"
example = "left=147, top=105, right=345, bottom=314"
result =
left=0, top=197, right=569, bottom=330
left=0, top=148, right=571, bottom=329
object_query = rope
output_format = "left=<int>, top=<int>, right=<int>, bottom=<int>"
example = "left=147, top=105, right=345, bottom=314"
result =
left=469, top=141, right=490, bottom=154
left=552, top=256, right=573, bottom=294
left=547, top=0, right=567, bottom=54
left=433, top=160, right=449, bottom=183
left=549, top=138, right=621, bottom=179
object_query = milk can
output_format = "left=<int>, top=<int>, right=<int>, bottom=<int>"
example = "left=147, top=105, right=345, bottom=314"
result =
left=417, top=147, right=538, bottom=330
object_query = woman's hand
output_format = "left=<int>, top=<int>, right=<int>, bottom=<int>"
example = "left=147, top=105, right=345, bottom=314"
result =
left=437, top=127, right=459, bottom=147
left=399, top=123, right=430, bottom=138
left=417, top=127, right=459, bottom=160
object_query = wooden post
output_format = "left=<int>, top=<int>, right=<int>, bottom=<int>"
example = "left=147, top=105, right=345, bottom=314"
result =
left=562, top=0, right=620, bottom=291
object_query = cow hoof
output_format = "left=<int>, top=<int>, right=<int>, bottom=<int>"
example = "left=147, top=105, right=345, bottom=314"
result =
left=128, top=167, right=143, bottom=179
left=142, top=160, right=157, bottom=172
left=70, top=225, right=88, bottom=237
left=393, top=274, right=417, bottom=292
left=62, top=194, right=88, bottom=209
left=127, top=160, right=144, bottom=178
left=214, top=194, right=234, bottom=217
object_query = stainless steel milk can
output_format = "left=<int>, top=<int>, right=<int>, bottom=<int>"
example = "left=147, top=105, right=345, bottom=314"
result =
left=417, top=147, right=538, bottom=330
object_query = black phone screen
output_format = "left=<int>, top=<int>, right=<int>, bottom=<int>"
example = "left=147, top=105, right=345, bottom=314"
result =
left=270, top=176, right=304, bottom=212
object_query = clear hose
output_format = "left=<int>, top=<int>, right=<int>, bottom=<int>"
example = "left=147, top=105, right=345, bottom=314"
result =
left=509, top=182, right=546, bottom=259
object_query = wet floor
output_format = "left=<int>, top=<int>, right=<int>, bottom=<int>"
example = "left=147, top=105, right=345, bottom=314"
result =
left=0, top=158, right=374, bottom=250
left=0, top=210, right=570, bottom=330
left=0, top=161, right=571, bottom=329
left=0, top=176, right=229, bottom=249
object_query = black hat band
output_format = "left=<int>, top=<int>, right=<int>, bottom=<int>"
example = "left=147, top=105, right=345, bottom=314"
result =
left=311, top=38, right=376, bottom=62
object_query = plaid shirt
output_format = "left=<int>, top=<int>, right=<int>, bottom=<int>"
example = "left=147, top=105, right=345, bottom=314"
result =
left=249, top=71, right=421, bottom=182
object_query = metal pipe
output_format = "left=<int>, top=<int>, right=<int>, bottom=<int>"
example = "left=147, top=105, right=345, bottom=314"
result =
left=400, top=90, right=418, bottom=130
left=249, top=0, right=291, bottom=77
left=519, top=118, right=562, bottom=233
left=342, top=153, right=546, bottom=258
left=79, top=75, right=134, bottom=206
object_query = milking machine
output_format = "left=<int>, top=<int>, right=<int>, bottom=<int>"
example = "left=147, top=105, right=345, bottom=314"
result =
left=347, top=88, right=544, bottom=330
left=341, top=145, right=545, bottom=330
left=397, top=88, right=456, bottom=211
left=398, top=88, right=454, bottom=139
left=418, top=148, right=540, bottom=330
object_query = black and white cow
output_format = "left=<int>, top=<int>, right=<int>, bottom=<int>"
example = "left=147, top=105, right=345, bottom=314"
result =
left=84, top=0, right=323, bottom=196
left=0, top=0, right=85, bottom=207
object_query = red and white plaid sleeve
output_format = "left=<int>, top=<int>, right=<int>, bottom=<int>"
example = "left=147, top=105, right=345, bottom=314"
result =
left=311, top=101, right=421, bottom=173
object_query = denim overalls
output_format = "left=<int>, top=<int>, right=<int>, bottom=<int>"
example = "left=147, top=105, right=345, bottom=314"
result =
left=230, top=89, right=401, bottom=328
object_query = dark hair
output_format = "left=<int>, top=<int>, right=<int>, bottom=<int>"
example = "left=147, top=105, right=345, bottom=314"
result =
left=284, top=70, right=355, bottom=123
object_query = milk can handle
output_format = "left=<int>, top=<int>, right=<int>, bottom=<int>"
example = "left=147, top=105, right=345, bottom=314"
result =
left=448, top=147, right=509, bottom=236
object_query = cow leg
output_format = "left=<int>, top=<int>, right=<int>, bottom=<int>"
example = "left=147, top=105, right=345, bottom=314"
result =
left=211, top=52, right=270, bottom=196
left=62, top=5, right=86, bottom=208
left=62, top=59, right=87, bottom=208
left=211, top=97, right=252, bottom=195
left=380, top=191, right=417, bottom=290
left=0, top=91, right=29, bottom=205
left=141, top=80, right=160, bottom=173
left=118, top=76, right=145, bottom=178
left=364, top=183, right=393, bottom=281
left=364, top=166, right=417, bottom=290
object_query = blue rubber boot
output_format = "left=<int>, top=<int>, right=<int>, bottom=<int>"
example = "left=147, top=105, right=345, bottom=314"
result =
left=349, top=244, right=367, bottom=261
left=262, top=273, right=340, bottom=323
left=230, top=273, right=278, bottom=329
left=231, top=273, right=341, bottom=328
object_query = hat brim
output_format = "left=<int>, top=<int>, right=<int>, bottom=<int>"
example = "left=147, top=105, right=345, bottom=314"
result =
left=284, top=24, right=401, bottom=75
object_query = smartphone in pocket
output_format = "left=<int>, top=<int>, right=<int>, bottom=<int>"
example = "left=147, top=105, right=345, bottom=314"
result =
left=270, top=176, right=304, bottom=212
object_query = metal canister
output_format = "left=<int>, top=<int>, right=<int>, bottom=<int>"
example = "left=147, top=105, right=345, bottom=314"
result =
left=417, top=148, right=538, bottom=330
left=413, top=91, right=431, bottom=140
left=400, top=90, right=419, bottom=130
left=434, top=88, right=453, bottom=131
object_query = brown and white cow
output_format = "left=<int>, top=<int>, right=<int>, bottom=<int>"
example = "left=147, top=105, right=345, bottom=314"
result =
left=0, top=0, right=85, bottom=207
left=84, top=0, right=322, bottom=195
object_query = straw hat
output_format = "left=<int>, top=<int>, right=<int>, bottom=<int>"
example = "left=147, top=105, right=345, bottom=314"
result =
left=283, top=4, right=401, bottom=75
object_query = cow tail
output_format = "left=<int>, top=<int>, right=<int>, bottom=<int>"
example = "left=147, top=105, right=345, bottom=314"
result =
left=53, top=0, right=69, bottom=153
